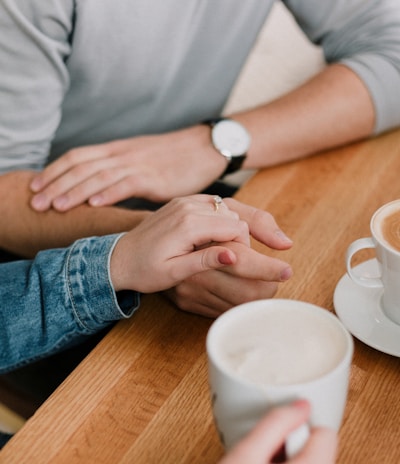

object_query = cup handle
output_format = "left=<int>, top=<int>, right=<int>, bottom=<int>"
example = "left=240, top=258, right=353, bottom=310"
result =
left=345, top=237, right=382, bottom=288
left=286, top=423, right=310, bottom=458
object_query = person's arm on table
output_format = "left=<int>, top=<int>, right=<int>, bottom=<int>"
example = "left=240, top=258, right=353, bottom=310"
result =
left=0, top=3, right=149, bottom=257
left=0, top=233, right=133, bottom=373
left=28, top=66, right=374, bottom=211
left=0, top=195, right=292, bottom=373
left=29, top=0, right=400, bottom=210
left=0, top=170, right=149, bottom=258
left=231, top=63, right=374, bottom=169
left=0, top=172, right=293, bottom=315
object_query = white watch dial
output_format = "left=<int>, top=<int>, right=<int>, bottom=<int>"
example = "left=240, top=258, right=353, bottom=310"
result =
left=212, top=119, right=251, bottom=159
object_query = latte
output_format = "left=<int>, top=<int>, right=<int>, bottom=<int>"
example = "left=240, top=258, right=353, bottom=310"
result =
left=347, top=199, right=400, bottom=325
left=214, top=305, right=347, bottom=386
left=377, top=207, right=400, bottom=252
left=207, top=299, right=353, bottom=452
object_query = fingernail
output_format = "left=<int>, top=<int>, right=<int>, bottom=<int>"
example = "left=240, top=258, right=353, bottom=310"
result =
left=30, top=178, right=42, bottom=192
left=275, top=229, right=293, bottom=243
left=292, top=399, right=310, bottom=410
left=218, top=250, right=235, bottom=265
left=280, top=267, right=293, bottom=281
left=89, top=195, right=103, bottom=207
left=53, top=195, right=68, bottom=209
left=31, top=193, right=47, bottom=210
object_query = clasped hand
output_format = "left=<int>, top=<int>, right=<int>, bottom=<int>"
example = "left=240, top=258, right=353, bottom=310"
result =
left=110, top=195, right=293, bottom=317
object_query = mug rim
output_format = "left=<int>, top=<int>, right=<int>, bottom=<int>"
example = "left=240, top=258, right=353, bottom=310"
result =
left=206, top=299, right=354, bottom=391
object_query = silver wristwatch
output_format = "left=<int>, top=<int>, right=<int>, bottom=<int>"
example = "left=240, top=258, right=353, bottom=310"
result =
left=203, top=118, right=251, bottom=178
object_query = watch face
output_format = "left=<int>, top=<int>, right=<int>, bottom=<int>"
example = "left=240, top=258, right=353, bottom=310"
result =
left=212, top=119, right=251, bottom=159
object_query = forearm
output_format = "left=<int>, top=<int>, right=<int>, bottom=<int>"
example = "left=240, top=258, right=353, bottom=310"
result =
left=0, top=234, right=139, bottom=373
left=0, top=170, right=151, bottom=257
left=232, top=64, right=375, bottom=169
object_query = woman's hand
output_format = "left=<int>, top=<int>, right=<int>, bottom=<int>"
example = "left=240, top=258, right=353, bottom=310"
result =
left=30, top=126, right=227, bottom=212
left=109, top=196, right=292, bottom=307
left=219, top=400, right=338, bottom=464
left=110, top=194, right=246, bottom=292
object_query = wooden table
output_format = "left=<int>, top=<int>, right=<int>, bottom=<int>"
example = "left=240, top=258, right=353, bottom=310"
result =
left=2, top=129, right=400, bottom=463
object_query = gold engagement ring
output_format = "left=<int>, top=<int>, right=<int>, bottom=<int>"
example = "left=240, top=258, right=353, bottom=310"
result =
left=213, top=195, right=223, bottom=212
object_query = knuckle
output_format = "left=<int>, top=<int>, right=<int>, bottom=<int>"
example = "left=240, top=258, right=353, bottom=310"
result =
left=73, top=163, right=90, bottom=177
left=200, top=248, right=216, bottom=271
left=238, top=219, right=250, bottom=235
left=97, top=169, right=116, bottom=183
left=253, top=207, right=272, bottom=224
left=229, top=210, right=240, bottom=220
left=246, top=282, right=278, bottom=301
left=175, top=197, right=196, bottom=213
left=171, top=198, right=198, bottom=225
left=171, top=284, right=193, bottom=311
left=64, top=148, right=81, bottom=164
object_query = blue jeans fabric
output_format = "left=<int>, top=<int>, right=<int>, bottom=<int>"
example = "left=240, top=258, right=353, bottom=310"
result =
left=0, top=234, right=139, bottom=373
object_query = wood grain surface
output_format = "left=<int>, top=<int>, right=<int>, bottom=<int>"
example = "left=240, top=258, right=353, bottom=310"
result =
left=2, top=129, right=400, bottom=463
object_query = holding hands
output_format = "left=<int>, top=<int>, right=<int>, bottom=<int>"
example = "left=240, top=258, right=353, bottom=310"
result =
left=110, top=195, right=293, bottom=317
left=29, top=129, right=294, bottom=316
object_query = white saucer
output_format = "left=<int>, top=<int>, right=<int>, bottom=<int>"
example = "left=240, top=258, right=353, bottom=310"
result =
left=334, top=259, right=400, bottom=357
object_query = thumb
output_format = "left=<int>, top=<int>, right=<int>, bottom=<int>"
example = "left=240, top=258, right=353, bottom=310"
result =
left=170, top=246, right=237, bottom=282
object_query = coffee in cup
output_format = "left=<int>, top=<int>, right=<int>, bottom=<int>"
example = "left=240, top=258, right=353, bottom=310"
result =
left=346, top=199, right=400, bottom=324
left=374, top=201, right=400, bottom=252
left=206, top=299, right=353, bottom=456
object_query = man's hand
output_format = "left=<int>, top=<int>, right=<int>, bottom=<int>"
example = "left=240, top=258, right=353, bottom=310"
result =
left=30, top=125, right=226, bottom=212
left=164, top=197, right=293, bottom=317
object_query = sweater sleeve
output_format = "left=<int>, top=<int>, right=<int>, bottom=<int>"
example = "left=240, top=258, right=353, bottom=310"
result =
left=0, top=234, right=140, bottom=373
left=284, top=0, right=400, bottom=134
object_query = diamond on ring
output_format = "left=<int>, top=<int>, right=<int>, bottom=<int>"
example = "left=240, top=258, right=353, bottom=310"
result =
left=213, top=195, right=223, bottom=212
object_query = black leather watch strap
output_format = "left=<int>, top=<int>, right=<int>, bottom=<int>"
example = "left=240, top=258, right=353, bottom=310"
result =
left=202, top=117, right=224, bottom=127
left=221, top=153, right=246, bottom=176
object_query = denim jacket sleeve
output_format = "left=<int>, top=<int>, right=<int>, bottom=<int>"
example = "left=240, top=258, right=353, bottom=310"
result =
left=0, top=234, right=140, bottom=373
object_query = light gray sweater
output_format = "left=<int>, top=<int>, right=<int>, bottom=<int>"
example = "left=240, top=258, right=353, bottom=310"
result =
left=1, top=0, right=400, bottom=172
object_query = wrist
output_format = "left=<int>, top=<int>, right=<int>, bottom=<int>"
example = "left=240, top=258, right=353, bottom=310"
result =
left=108, top=234, right=141, bottom=316
left=191, top=124, right=228, bottom=179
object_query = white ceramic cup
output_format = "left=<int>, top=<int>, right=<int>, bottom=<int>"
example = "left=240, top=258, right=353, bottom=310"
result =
left=206, top=299, right=353, bottom=457
left=346, top=199, right=400, bottom=325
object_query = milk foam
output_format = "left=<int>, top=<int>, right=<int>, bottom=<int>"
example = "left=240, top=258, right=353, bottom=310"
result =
left=216, top=307, right=346, bottom=386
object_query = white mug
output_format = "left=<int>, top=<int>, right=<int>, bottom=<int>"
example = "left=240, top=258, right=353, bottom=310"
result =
left=206, top=299, right=353, bottom=457
left=346, top=199, right=400, bottom=325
